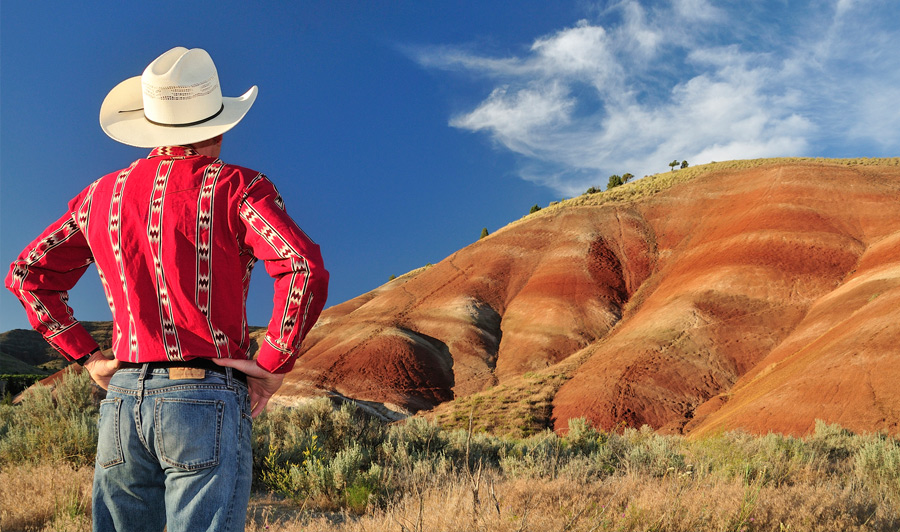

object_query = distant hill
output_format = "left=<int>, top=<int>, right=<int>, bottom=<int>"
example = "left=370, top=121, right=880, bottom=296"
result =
left=0, top=322, right=113, bottom=372
left=0, top=351, right=49, bottom=375
left=283, top=157, right=900, bottom=437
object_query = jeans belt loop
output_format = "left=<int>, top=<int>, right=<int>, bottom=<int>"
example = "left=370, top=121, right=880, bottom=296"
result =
left=137, top=363, right=149, bottom=396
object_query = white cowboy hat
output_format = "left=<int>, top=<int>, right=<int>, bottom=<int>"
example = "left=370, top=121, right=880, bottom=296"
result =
left=100, top=47, right=258, bottom=148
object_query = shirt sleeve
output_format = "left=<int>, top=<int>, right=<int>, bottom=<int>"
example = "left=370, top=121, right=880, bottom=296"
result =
left=5, top=213, right=101, bottom=360
left=238, top=175, right=329, bottom=373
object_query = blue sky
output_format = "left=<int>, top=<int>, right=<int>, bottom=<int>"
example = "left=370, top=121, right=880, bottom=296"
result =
left=2, top=0, right=898, bottom=332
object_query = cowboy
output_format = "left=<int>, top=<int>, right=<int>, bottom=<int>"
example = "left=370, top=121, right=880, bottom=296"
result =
left=5, top=47, right=329, bottom=531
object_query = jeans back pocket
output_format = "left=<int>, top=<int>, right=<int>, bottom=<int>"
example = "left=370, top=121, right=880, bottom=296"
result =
left=97, top=398, right=125, bottom=468
left=155, top=397, right=225, bottom=470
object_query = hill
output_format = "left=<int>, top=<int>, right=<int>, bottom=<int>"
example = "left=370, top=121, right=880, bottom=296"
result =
left=0, top=322, right=114, bottom=372
left=287, top=157, right=900, bottom=437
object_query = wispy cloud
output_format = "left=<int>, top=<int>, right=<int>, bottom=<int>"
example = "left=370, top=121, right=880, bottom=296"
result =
left=411, top=0, right=900, bottom=196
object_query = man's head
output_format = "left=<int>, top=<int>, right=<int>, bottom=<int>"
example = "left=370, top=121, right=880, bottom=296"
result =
left=99, top=47, right=257, bottom=148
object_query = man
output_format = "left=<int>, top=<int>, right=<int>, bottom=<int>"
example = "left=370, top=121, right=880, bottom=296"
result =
left=5, top=47, right=329, bottom=531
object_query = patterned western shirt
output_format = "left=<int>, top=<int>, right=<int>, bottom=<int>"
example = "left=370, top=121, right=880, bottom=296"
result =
left=5, top=146, right=328, bottom=374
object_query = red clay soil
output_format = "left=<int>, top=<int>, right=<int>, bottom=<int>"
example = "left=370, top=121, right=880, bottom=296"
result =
left=282, top=161, right=900, bottom=435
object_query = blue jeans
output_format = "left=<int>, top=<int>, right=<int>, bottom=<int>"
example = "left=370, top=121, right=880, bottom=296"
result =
left=93, top=365, right=253, bottom=532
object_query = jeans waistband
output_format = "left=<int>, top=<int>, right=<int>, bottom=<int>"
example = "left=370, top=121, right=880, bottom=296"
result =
left=118, top=358, right=248, bottom=386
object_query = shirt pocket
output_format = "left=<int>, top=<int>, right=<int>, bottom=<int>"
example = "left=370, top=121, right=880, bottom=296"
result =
left=155, top=397, right=225, bottom=471
left=97, top=398, right=125, bottom=468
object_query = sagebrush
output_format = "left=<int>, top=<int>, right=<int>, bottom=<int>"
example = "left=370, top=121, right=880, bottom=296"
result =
left=1, top=369, right=898, bottom=531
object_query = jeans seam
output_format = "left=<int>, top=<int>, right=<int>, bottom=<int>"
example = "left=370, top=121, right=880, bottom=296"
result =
left=108, top=384, right=238, bottom=397
left=134, top=367, right=152, bottom=455
left=224, top=402, right=240, bottom=530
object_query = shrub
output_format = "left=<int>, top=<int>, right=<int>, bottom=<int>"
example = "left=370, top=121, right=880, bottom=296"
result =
left=0, top=368, right=99, bottom=466
left=619, top=425, right=687, bottom=477
left=0, top=374, right=47, bottom=397
left=854, top=434, right=900, bottom=507
left=253, top=398, right=393, bottom=509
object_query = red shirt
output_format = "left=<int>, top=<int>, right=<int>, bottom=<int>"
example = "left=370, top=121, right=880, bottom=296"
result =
left=6, top=146, right=328, bottom=373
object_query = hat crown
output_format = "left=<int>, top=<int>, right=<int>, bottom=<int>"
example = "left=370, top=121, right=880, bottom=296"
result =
left=141, top=47, right=223, bottom=126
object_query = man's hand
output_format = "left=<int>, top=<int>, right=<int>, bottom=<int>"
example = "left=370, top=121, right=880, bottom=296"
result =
left=212, top=358, right=285, bottom=418
left=83, top=350, right=121, bottom=390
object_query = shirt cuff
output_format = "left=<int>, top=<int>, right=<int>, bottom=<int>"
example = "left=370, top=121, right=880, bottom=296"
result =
left=255, top=341, right=297, bottom=374
left=47, top=324, right=101, bottom=362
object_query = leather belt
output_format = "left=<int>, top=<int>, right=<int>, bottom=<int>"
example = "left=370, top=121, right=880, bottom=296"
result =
left=118, top=358, right=248, bottom=386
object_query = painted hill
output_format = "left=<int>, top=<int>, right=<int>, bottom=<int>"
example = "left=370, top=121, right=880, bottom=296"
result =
left=286, top=158, right=900, bottom=437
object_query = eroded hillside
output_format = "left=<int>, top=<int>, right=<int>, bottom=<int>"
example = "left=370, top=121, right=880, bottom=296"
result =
left=285, top=158, right=900, bottom=436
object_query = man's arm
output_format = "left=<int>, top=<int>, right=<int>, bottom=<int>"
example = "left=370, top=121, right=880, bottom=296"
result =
left=238, top=174, right=329, bottom=374
left=231, top=174, right=328, bottom=416
left=5, top=213, right=101, bottom=361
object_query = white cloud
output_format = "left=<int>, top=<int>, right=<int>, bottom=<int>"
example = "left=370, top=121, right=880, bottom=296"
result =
left=450, top=83, right=575, bottom=157
left=671, top=0, right=724, bottom=22
left=412, top=0, right=900, bottom=195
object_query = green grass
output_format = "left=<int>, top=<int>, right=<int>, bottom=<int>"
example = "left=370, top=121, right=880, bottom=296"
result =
left=544, top=157, right=900, bottom=212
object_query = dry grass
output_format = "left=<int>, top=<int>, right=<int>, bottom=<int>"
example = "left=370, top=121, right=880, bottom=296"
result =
left=10, top=464, right=893, bottom=532
left=427, top=367, right=573, bottom=438
left=524, top=157, right=900, bottom=216
left=0, top=462, right=93, bottom=532
left=6, top=438, right=897, bottom=532
left=249, top=466, right=897, bottom=532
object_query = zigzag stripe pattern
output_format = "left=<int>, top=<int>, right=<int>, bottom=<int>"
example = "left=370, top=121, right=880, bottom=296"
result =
left=148, top=159, right=182, bottom=361
left=108, top=161, right=139, bottom=359
left=239, top=197, right=311, bottom=352
left=150, top=146, right=198, bottom=159
left=9, top=217, right=84, bottom=333
left=75, top=180, right=100, bottom=241
left=195, top=160, right=228, bottom=357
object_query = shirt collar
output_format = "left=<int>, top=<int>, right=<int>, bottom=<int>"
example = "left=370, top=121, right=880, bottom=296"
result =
left=148, top=146, right=199, bottom=159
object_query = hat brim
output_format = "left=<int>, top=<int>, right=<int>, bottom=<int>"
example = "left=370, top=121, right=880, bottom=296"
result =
left=99, top=76, right=258, bottom=148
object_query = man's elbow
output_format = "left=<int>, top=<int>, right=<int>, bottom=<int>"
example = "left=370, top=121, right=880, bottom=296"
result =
left=311, top=263, right=329, bottom=303
left=4, top=262, right=23, bottom=296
